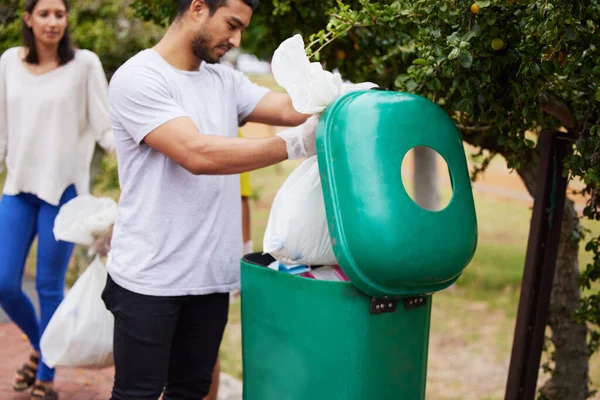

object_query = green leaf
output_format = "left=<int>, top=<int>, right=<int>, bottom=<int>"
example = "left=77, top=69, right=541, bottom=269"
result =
left=412, top=58, right=429, bottom=66
left=448, top=48, right=460, bottom=60
left=394, top=74, right=410, bottom=87
left=525, top=139, right=535, bottom=148
left=593, top=66, right=600, bottom=75
left=455, top=98, right=472, bottom=112
left=596, top=88, right=600, bottom=102
left=476, top=0, right=491, bottom=8
left=541, top=61, right=555, bottom=74
left=447, top=33, right=461, bottom=47
left=463, top=27, right=480, bottom=42
left=406, top=80, right=419, bottom=92
left=480, top=57, right=492, bottom=72
left=459, top=50, right=473, bottom=68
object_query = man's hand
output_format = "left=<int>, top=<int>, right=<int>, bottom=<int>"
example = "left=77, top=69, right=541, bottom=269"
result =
left=276, top=115, right=319, bottom=160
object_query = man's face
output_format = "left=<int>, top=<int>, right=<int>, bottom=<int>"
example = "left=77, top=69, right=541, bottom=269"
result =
left=191, top=0, right=252, bottom=64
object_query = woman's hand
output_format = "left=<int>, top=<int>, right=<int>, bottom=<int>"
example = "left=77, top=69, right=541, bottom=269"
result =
left=89, top=225, right=113, bottom=257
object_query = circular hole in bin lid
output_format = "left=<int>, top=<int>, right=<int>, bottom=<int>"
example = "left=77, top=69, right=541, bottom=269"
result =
left=400, top=146, right=453, bottom=212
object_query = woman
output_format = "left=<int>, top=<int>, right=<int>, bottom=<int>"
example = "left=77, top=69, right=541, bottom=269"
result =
left=0, top=0, right=113, bottom=398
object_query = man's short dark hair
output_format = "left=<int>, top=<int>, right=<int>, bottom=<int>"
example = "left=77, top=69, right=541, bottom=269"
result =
left=178, top=0, right=259, bottom=17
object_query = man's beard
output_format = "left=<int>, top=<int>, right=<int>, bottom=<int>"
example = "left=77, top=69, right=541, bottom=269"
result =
left=191, top=30, right=220, bottom=64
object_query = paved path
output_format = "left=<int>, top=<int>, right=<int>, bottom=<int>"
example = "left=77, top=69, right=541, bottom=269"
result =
left=0, top=278, right=242, bottom=400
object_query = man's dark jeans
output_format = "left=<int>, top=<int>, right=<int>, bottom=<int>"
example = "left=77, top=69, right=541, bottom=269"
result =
left=102, top=275, right=229, bottom=400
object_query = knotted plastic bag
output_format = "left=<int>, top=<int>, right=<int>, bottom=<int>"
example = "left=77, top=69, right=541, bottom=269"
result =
left=53, top=195, right=118, bottom=246
left=40, top=256, right=114, bottom=369
left=265, top=36, right=377, bottom=265
left=263, top=157, right=337, bottom=265
left=271, top=34, right=343, bottom=114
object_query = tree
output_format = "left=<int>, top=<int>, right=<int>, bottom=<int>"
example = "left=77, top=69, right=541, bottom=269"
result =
left=132, top=0, right=599, bottom=398
left=301, top=4, right=599, bottom=399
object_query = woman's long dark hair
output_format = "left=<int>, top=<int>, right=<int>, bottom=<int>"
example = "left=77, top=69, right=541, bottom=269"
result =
left=22, top=0, right=75, bottom=65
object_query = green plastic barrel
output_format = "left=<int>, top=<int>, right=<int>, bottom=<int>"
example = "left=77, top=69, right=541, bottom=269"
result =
left=241, top=91, right=477, bottom=400
left=241, top=253, right=431, bottom=400
left=317, top=90, right=478, bottom=298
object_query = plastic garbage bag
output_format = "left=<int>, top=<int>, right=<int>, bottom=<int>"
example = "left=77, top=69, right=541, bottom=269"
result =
left=263, top=157, right=337, bottom=265
left=266, top=35, right=377, bottom=265
left=53, top=195, right=118, bottom=246
left=40, top=256, right=114, bottom=369
left=271, top=34, right=344, bottom=114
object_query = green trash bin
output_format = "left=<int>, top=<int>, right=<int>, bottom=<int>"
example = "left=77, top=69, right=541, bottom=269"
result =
left=241, top=90, right=478, bottom=400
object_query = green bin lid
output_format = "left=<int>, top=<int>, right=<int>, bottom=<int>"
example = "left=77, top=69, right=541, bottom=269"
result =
left=316, top=90, right=478, bottom=298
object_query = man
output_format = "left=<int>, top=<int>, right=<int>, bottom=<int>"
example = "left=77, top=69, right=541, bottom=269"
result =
left=104, top=0, right=373, bottom=398
left=103, top=0, right=317, bottom=398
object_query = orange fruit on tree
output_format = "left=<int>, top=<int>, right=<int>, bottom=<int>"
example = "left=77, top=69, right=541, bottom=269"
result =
left=471, top=3, right=480, bottom=14
left=491, top=38, right=505, bottom=50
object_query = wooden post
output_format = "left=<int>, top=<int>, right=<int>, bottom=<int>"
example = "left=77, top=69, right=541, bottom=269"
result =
left=505, top=130, right=571, bottom=400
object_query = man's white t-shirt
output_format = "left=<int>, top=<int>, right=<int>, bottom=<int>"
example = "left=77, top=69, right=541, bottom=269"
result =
left=107, top=49, right=269, bottom=296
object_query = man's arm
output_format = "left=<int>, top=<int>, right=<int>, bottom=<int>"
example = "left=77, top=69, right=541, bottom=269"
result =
left=143, top=116, right=289, bottom=175
left=244, top=92, right=309, bottom=127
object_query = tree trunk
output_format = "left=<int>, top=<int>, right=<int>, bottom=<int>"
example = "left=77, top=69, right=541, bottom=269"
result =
left=517, top=157, right=590, bottom=400
left=413, top=146, right=439, bottom=210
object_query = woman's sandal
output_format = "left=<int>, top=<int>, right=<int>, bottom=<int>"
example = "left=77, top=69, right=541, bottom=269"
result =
left=13, top=353, right=40, bottom=392
left=30, top=384, right=59, bottom=400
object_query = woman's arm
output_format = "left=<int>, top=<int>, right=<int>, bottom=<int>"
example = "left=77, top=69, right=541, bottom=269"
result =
left=86, top=51, right=115, bottom=153
left=0, top=53, right=8, bottom=172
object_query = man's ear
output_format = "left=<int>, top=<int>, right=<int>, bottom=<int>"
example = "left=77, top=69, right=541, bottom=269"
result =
left=189, top=0, right=208, bottom=19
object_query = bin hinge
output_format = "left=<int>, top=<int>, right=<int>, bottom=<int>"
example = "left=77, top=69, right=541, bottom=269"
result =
left=403, top=296, right=428, bottom=310
left=370, top=298, right=398, bottom=314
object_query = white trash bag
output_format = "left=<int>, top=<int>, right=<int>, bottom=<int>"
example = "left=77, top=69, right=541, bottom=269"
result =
left=271, top=34, right=344, bottom=114
left=266, top=35, right=377, bottom=265
left=40, top=256, right=114, bottom=369
left=271, top=35, right=377, bottom=114
left=263, top=157, right=337, bottom=265
left=53, top=195, right=118, bottom=246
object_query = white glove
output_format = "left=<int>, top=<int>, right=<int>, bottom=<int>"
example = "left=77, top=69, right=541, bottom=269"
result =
left=277, top=115, right=319, bottom=160
left=341, top=81, right=379, bottom=95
